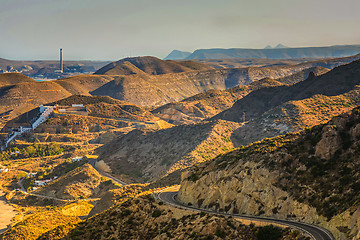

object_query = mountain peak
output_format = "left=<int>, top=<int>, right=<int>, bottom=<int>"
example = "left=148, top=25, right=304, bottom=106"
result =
left=274, top=43, right=288, bottom=49
left=164, top=50, right=192, bottom=60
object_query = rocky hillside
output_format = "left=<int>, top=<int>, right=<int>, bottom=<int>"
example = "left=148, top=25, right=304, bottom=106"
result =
left=94, top=56, right=214, bottom=75
left=214, top=59, right=360, bottom=122
left=35, top=163, right=120, bottom=200
left=204, top=59, right=360, bottom=146
left=91, top=61, right=335, bottom=107
left=97, top=120, right=241, bottom=183
left=39, top=195, right=303, bottom=240
left=0, top=55, right=357, bottom=125
left=153, top=66, right=329, bottom=125
left=179, top=105, right=360, bottom=240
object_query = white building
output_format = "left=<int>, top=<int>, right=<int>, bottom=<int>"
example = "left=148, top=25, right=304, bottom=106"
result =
left=72, top=156, right=83, bottom=162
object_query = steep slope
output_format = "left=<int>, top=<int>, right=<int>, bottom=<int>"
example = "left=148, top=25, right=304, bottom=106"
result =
left=94, top=56, right=214, bottom=75
left=97, top=120, right=241, bottom=183
left=164, top=50, right=192, bottom=60
left=214, top=59, right=360, bottom=122
left=91, top=62, right=335, bottom=107
left=152, top=67, right=329, bottom=124
left=187, top=45, right=360, bottom=59
left=179, top=105, right=360, bottom=240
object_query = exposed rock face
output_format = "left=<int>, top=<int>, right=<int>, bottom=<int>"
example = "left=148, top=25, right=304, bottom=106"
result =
left=178, top=106, right=360, bottom=240
left=315, top=125, right=342, bottom=160
left=179, top=163, right=323, bottom=224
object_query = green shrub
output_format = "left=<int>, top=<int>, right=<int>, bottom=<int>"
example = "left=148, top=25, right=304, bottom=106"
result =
left=257, top=225, right=282, bottom=240
left=152, top=209, right=162, bottom=218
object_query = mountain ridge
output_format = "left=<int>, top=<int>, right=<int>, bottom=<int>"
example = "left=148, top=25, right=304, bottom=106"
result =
left=184, top=45, right=360, bottom=59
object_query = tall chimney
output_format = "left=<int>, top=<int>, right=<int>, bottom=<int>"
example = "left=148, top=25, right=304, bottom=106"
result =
left=60, top=48, right=63, bottom=73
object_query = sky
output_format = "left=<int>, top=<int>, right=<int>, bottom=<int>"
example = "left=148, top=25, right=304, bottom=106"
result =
left=0, top=0, right=359, bottom=61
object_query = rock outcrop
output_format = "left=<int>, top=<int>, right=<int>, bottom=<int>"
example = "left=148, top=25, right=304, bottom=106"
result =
left=178, top=105, right=360, bottom=240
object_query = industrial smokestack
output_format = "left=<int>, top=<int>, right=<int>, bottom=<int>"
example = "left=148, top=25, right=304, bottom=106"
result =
left=60, top=48, right=63, bottom=73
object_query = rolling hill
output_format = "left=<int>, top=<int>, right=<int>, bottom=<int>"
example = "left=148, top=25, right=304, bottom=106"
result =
left=1, top=55, right=358, bottom=128
left=94, top=56, right=214, bottom=75
left=214, top=59, right=360, bottom=122
left=96, top=120, right=241, bottom=183
left=152, top=66, right=330, bottom=124
left=0, top=73, right=36, bottom=87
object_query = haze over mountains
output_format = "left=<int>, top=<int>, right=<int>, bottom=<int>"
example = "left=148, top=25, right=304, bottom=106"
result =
left=96, top=58, right=360, bottom=184
left=165, top=44, right=360, bottom=60
left=1, top=54, right=359, bottom=127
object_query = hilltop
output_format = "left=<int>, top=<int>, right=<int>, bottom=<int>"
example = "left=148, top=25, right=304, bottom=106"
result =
left=94, top=56, right=214, bottom=75
left=0, top=73, right=36, bottom=87
left=179, top=105, right=360, bottom=240
left=0, top=74, right=114, bottom=123
left=164, top=50, right=192, bottom=60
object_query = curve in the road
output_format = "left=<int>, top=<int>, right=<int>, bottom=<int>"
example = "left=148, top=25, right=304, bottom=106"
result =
left=88, top=159, right=127, bottom=186
left=157, top=191, right=335, bottom=240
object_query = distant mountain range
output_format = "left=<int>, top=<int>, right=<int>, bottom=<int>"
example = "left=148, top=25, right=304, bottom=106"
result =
left=164, top=44, right=360, bottom=60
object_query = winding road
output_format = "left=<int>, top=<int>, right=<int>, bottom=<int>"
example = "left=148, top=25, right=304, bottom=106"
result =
left=157, top=190, right=335, bottom=240
left=83, top=160, right=335, bottom=240
left=17, top=177, right=70, bottom=202
left=88, top=159, right=127, bottom=186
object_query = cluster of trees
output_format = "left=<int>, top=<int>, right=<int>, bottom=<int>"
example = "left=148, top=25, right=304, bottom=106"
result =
left=0, top=143, right=63, bottom=160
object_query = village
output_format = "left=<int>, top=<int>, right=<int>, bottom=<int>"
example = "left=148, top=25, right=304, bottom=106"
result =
left=0, top=103, right=88, bottom=151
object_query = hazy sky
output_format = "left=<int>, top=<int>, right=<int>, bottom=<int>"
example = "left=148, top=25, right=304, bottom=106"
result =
left=1, top=0, right=359, bottom=60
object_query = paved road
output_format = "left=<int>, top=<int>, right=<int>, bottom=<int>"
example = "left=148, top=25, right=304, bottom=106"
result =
left=18, top=177, right=70, bottom=202
left=88, top=159, right=127, bottom=186
left=158, top=190, right=335, bottom=240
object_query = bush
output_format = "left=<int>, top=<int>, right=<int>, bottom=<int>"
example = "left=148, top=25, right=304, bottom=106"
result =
left=152, top=209, right=162, bottom=218
left=257, top=225, right=282, bottom=240
left=214, top=228, right=226, bottom=238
